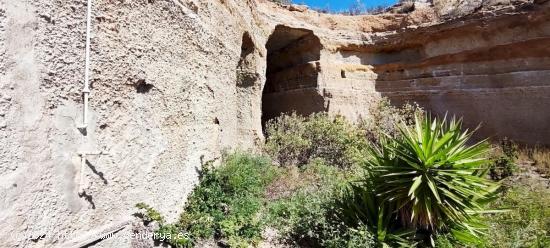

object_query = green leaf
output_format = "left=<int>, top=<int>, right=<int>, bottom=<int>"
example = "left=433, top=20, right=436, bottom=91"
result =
left=408, top=175, right=423, bottom=198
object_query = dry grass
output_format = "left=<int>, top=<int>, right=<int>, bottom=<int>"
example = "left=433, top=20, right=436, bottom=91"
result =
left=265, top=166, right=313, bottom=201
left=518, top=147, right=550, bottom=178
left=265, top=159, right=349, bottom=201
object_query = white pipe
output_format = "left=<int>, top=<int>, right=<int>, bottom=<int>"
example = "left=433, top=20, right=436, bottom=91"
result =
left=83, top=93, right=89, bottom=127
left=82, top=0, right=93, bottom=128
left=78, top=0, right=93, bottom=194
left=79, top=154, right=87, bottom=194
left=77, top=151, right=107, bottom=193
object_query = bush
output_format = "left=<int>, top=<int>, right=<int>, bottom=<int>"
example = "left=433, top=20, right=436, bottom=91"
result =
left=264, top=99, right=422, bottom=168
left=359, top=99, right=423, bottom=144
left=137, top=153, right=278, bottom=247
left=135, top=203, right=192, bottom=247
left=267, top=161, right=376, bottom=247
left=489, top=138, right=518, bottom=180
left=264, top=113, right=369, bottom=168
left=135, top=202, right=164, bottom=224
left=268, top=190, right=342, bottom=247
left=353, top=114, right=499, bottom=246
left=178, top=153, right=278, bottom=247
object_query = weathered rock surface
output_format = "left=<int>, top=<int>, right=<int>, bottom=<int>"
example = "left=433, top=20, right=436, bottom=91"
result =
left=1, top=0, right=267, bottom=247
left=0, top=0, right=549, bottom=247
left=260, top=0, right=550, bottom=144
left=373, top=5, right=550, bottom=144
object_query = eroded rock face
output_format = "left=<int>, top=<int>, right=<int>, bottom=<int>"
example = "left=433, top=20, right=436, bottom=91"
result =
left=433, top=0, right=484, bottom=17
left=0, top=0, right=267, bottom=247
left=433, top=0, right=540, bottom=18
left=372, top=8, right=550, bottom=144
left=0, top=0, right=549, bottom=247
left=259, top=0, right=550, bottom=145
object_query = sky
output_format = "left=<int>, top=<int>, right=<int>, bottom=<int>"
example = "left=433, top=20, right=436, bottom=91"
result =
left=293, top=0, right=399, bottom=12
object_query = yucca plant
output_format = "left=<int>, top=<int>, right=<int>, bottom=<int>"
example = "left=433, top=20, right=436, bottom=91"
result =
left=337, top=183, right=417, bottom=247
left=365, top=114, right=500, bottom=245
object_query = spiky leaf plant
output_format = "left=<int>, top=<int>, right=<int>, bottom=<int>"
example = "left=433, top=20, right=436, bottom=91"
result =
left=366, top=114, right=499, bottom=244
left=337, top=183, right=417, bottom=248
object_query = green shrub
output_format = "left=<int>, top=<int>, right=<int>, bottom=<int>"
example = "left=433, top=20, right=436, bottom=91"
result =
left=264, top=113, right=368, bottom=168
left=268, top=190, right=339, bottom=246
left=137, top=153, right=278, bottom=247
left=485, top=185, right=550, bottom=247
left=267, top=161, right=376, bottom=247
left=178, top=153, right=278, bottom=246
left=135, top=202, right=164, bottom=224
left=135, top=203, right=192, bottom=247
left=155, top=224, right=193, bottom=248
left=356, top=114, right=499, bottom=246
left=489, top=138, right=518, bottom=180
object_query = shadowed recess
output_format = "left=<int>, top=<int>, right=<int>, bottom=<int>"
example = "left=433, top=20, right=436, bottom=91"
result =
left=262, top=25, right=324, bottom=130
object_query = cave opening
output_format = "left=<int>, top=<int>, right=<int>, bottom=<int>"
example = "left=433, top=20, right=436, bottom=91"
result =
left=262, top=25, right=323, bottom=130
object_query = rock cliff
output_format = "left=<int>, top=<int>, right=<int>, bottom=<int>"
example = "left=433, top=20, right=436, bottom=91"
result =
left=259, top=0, right=550, bottom=144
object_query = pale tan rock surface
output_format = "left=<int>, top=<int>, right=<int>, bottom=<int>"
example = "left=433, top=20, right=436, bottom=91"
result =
left=260, top=0, right=550, bottom=145
left=0, top=0, right=549, bottom=247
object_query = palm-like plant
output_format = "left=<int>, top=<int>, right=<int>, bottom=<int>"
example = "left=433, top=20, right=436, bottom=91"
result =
left=365, top=114, right=499, bottom=243
left=337, top=183, right=418, bottom=247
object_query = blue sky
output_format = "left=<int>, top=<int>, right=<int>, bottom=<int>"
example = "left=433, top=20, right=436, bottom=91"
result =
left=292, top=0, right=398, bottom=12
left=292, top=0, right=397, bottom=11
